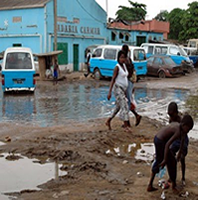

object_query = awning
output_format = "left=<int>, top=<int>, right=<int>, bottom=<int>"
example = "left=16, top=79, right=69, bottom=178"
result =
left=34, top=50, right=63, bottom=57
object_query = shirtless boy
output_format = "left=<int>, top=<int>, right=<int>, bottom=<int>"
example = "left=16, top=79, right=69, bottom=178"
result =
left=168, top=102, right=189, bottom=186
left=147, top=114, right=194, bottom=192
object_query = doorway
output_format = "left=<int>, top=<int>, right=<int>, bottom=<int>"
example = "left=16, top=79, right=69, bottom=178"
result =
left=73, top=44, right=79, bottom=71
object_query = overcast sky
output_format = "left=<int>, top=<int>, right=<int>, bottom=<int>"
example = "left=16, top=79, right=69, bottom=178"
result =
left=95, top=0, right=194, bottom=20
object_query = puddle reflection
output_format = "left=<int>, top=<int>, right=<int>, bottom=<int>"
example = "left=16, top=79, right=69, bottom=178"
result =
left=0, top=153, right=67, bottom=199
left=135, top=143, right=155, bottom=163
left=0, top=83, right=197, bottom=138
left=106, top=142, right=155, bottom=164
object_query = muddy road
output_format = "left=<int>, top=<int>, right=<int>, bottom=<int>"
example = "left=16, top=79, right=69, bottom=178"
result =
left=0, top=71, right=198, bottom=200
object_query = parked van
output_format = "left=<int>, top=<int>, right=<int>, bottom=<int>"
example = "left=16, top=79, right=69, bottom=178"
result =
left=187, top=38, right=198, bottom=48
left=1, top=47, right=36, bottom=92
left=89, top=45, right=147, bottom=80
left=182, top=47, right=198, bottom=68
left=141, top=43, right=194, bottom=73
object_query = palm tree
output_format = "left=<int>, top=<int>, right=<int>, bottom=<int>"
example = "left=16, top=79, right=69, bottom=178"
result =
left=116, top=1, right=147, bottom=21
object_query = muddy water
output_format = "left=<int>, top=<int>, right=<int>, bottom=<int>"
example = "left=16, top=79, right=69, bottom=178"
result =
left=0, top=83, right=197, bottom=138
left=0, top=141, right=67, bottom=199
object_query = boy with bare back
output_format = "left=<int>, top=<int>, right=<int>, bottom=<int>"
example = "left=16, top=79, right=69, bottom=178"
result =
left=168, top=102, right=189, bottom=186
left=147, top=114, right=194, bottom=192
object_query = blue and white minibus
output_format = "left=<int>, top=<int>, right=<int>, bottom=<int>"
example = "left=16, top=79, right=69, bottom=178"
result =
left=141, top=43, right=194, bottom=73
left=89, top=45, right=147, bottom=80
left=1, top=47, right=36, bottom=93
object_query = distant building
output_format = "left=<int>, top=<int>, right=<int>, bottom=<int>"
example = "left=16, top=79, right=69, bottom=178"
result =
left=0, top=0, right=170, bottom=72
left=107, top=19, right=170, bottom=46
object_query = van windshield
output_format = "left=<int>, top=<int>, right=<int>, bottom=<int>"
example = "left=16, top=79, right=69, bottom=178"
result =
left=133, top=49, right=146, bottom=61
left=178, top=47, right=188, bottom=56
left=5, top=52, right=32, bottom=69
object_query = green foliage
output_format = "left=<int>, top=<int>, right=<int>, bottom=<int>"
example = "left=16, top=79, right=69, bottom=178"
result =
left=167, top=8, right=185, bottom=40
left=116, top=1, right=147, bottom=21
left=154, top=10, right=169, bottom=21
left=166, top=1, right=198, bottom=41
left=179, top=1, right=198, bottom=41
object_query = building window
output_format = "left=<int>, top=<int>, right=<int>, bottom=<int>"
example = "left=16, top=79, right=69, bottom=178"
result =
left=148, top=36, right=152, bottom=41
left=111, top=31, right=116, bottom=41
left=13, top=43, right=22, bottom=47
left=13, top=17, right=22, bottom=23
left=119, top=32, right=123, bottom=39
left=125, top=35, right=129, bottom=41
left=57, top=16, right=67, bottom=23
left=73, top=18, right=80, bottom=24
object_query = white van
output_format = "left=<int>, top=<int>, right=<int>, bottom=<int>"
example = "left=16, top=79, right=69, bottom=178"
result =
left=89, top=45, right=147, bottom=80
left=1, top=47, right=36, bottom=92
left=141, top=43, right=194, bottom=73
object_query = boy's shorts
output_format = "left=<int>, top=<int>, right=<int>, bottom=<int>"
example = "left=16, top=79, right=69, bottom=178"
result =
left=54, top=70, right=58, bottom=79
left=170, top=135, right=189, bottom=157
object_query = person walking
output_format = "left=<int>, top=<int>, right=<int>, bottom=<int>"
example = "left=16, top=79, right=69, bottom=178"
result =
left=122, top=44, right=142, bottom=126
left=106, top=50, right=131, bottom=132
left=84, top=49, right=92, bottom=77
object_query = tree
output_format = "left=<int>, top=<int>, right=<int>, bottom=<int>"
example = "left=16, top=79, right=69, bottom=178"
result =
left=167, top=8, right=185, bottom=40
left=154, top=10, right=169, bottom=21
left=179, top=1, right=198, bottom=41
left=115, top=1, right=147, bottom=21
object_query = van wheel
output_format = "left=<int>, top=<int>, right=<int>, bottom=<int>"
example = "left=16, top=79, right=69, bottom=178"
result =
left=158, top=71, right=166, bottom=78
left=94, top=68, right=102, bottom=80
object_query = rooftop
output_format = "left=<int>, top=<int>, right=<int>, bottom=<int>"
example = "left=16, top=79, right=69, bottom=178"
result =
left=0, top=0, right=50, bottom=10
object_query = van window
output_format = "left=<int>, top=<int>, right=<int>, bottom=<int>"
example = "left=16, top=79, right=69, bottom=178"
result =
left=142, top=45, right=153, bottom=54
left=155, top=46, right=168, bottom=55
left=155, top=47, right=161, bottom=54
left=5, top=52, right=32, bottom=69
left=93, top=48, right=102, bottom=57
left=133, top=49, right=145, bottom=61
left=148, top=46, right=153, bottom=54
left=103, top=49, right=117, bottom=60
left=169, top=46, right=180, bottom=55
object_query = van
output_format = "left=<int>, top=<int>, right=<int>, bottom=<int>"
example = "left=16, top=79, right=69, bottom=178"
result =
left=182, top=47, right=198, bottom=68
left=187, top=39, right=198, bottom=48
left=89, top=45, right=147, bottom=80
left=141, top=43, right=194, bottom=73
left=1, top=47, right=36, bottom=92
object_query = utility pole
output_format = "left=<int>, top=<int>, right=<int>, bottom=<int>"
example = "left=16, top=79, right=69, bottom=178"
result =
left=106, top=0, right=108, bottom=14
left=54, top=0, right=57, bottom=51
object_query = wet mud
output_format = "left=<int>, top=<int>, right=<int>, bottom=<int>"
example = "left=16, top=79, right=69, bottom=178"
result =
left=0, top=71, right=198, bottom=200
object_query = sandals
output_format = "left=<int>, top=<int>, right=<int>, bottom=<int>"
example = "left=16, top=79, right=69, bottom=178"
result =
left=135, top=115, right=142, bottom=126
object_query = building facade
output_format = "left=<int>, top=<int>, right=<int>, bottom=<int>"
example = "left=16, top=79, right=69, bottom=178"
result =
left=0, top=0, right=169, bottom=72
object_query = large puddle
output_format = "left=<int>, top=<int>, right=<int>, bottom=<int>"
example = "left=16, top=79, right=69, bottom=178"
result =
left=0, top=83, right=197, bottom=139
left=0, top=82, right=198, bottom=198
left=0, top=142, right=67, bottom=199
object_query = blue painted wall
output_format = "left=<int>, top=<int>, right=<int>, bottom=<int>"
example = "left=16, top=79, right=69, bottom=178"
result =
left=0, top=0, right=164, bottom=71
left=0, top=7, right=46, bottom=53
left=44, top=0, right=108, bottom=67
left=107, top=29, right=163, bottom=46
